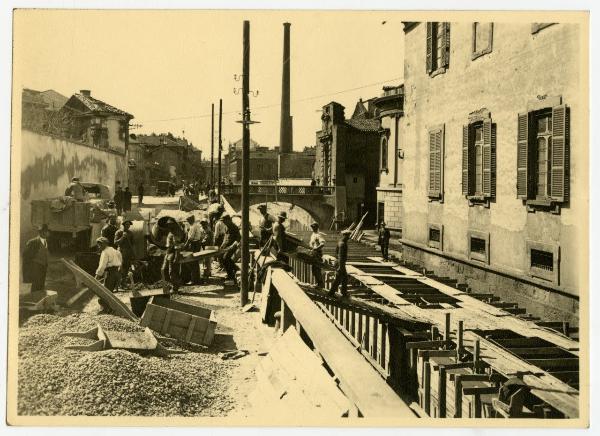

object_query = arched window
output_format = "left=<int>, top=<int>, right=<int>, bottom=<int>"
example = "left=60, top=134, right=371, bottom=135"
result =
left=380, top=137, right=388, bottom=171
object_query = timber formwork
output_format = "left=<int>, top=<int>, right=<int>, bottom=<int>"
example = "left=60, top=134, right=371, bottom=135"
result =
left=285, top=232, right=580, bottom=419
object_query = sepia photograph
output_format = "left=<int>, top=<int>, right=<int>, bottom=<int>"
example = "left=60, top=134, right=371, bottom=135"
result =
left=4, top=4, right=592, bottom=429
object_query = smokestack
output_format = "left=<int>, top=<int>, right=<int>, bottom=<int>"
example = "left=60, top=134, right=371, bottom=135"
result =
left=279, top=22, right=293, bottom=154
left=80, top=90, right=91, bottom=97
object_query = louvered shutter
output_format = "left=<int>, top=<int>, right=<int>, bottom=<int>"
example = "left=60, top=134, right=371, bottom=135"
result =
left=462, top=125, right=470, bottom=195
left=429, top=130, right=437, bottom=196
left=441, top=22, right=450, bottom=68
left=426, top=23, right=433, bottom=73
left=436, top=129, right=443, bottom=195
left=516, top=113, right=529, bottom=199
left=550, top=105, right=569, bottom=202
left=482, top=119, right=493, bottom=197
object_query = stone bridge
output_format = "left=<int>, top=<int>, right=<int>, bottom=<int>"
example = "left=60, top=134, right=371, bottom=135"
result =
left=221, top=184, right=337, bottom=227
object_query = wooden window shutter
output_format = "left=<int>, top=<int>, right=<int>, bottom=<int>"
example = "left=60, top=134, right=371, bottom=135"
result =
left=516, top=113, right=530, bottom=199
left=550, top=105, right=569, bottom=202
left=462, top=125, right=470, bottom=195
left=429, top=130, right=437, bottom=196
left=482, top=118, right=493, bottom=197
left=441, top=22, right=450, bottom=68
left=426, top=23, right=433, bottom=73
left=437, top=128, right=444, bottom=196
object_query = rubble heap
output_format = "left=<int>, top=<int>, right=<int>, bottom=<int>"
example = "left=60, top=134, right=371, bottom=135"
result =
left=18, top=313, right=235, bottom=416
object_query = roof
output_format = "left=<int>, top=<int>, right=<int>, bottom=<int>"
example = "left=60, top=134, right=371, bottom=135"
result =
left=345, top=118, right=380, bottom=132
left=136, top=133, right=188, bottom=147
left=39, top=89, right=68, bottom=110
left=71, top=93, right=133, bottom=118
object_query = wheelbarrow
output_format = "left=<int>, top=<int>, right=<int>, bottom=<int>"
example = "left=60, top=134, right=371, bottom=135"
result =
left=61, top=323, right=183, bottom=356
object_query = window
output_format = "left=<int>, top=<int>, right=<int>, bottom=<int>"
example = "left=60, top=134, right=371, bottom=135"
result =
left=462, top=111, right=496, bottom=205
left=428, top=224, right=443, bottom=250
left=428, top=125, right=445, bottom=201
left=472, top=22, right=493, bottom=60
left=527, top=240, right=560, bottom=284
left=426, top=22, right=450, bottom=75
left=531, top=23, right=555, bottom=34
left=468, top=230, right=490, bottom=264
left=380, top=136, right=388, bottom=172
left=517, top=102, right=569, bottom=211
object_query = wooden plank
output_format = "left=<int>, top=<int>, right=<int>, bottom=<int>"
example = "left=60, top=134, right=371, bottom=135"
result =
left=527, top=358, right=579, bottom=370
left=62, top=259, right=138, bottom=321
left=260, top=267, right=273, bottom=323
left=270, top=268, right=414, bottom=418
left=185, top=317, right=197, bottom=343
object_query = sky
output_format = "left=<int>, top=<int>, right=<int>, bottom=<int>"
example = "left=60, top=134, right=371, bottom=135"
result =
left=13, top=10, right=404, bottom=157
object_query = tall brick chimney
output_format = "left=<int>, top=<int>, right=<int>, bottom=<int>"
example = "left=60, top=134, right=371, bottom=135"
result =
left=279, top=23, right=293, bottom=154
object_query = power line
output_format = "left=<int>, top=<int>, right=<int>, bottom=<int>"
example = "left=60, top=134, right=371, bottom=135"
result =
left=140, top=76, right=402, bottom=124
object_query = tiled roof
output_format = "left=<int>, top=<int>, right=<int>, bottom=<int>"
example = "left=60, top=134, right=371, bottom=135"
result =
left=73, top=93, right=133, bottom=118
left=345, top=118, right=380, bottom=132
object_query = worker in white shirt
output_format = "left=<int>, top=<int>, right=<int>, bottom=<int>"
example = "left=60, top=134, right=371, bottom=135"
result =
left=309, top=222, right=326, bottom=288
left=95, top=236, right=123, bottom=292
left=184, top=215, right=203, bottom=285
left=95, top=236, right=123, bottom=313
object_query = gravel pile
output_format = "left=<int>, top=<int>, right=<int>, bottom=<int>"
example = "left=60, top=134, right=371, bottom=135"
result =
left=18, top=313, right=235, bottom=416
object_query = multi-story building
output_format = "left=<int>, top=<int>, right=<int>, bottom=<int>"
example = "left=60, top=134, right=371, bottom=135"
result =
left=372, top=85, right=404, bottom=234
left=397, top=21, right=584, bottom=322
left=315, top=99, right=381, bottom=225
left=225, top=139, right=279, bottom=183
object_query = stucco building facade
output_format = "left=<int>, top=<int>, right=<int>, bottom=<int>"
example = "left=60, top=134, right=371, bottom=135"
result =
left=398, top=22, right=584, bottom=323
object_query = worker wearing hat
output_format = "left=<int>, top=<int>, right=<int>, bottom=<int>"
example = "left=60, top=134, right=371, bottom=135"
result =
left=101, top=215, right=119, bottom=248
left=328, top=229, right=352, bottom=297
left=161, top=219, right=185, bottom=293
left=183, top=215, right=203, bottom=285
left=309, top=222, right=326, bottom=288
left=64, top=176, right=85, bottom=201
left=199, top=216, right=213, bottom=280
left=95, top=236, right=123, bottom=294
left=257, top=203, right=275, bottom=248
left=272, top=211, right=288, bottom=262
left=378, top=221, right=391, bottom=260
left=114, top=219, right=135, bottom=288
left=219, top=213, right=241, bottom=280
left=22, top=224, right=51, bottom=292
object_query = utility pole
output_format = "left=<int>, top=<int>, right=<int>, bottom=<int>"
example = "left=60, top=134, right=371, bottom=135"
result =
left=210, top=103, right=214, bottom=187
left=218, top=98, right=223, bottom=194
left=240, top=20, right=250, bottom=307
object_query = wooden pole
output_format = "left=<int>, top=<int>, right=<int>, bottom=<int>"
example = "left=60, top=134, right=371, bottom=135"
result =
left=457, top=320, right=464, bottom=355
left=218, top=98, right=223, bottom=194
left=444, top=312, right=451, bottom=349
left=210, top=103, right=214, bottom=187
left=240, top=20, right=250, bottom=306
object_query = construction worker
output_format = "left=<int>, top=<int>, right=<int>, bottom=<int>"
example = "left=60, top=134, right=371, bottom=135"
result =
left=309, top=222, right=326, bottom=288
left=208, top=203, right=225, bottom=231
left=22, top=224, right=50, bottom=292
left=123, top=187, right=132, bottom=212
left=101, top=215, right=119, bottom=247
left=272, top=211, right=288, bottom=262
left=95, top=236, right=122, bottom=312
left=64, top=177, right=85, bottom=201
left=199, top=217, right=213, bottom=280
left=114, top=220, right=135, bottom=288
left=161, top=221, right=183, bottom=293
left=114, top=185, right=124, bottom=216
left=328, top=229, right=351, bottom=297
left=184, top=215, right=203, bottom=285
left=220, top=214, right=241, bottom=280
left=378, top=222, right=391, bottom=260
left=257, top=203, right=275, bottom=247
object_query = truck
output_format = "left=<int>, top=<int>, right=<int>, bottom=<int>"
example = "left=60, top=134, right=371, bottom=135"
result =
left=30, top=182, right=115, bottom=252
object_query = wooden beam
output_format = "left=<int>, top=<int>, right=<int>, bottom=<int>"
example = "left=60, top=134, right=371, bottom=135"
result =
left=270, top=268, right=414, bottom=417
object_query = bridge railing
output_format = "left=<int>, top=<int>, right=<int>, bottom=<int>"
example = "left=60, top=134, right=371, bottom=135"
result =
left=221, top=184, right=335, bottom=196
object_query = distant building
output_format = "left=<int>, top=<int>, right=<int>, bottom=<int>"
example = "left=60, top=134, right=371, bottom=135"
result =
left=60, top=89, right=133, bottom=154
left=372, top=85, right=404, bottom=233
left=278, top=146, right=316, bottom=179
left=21, top=88, right=69, bottom=132
left=225, top=139, right=279, bottom=183
left=315, top=99, right=381, bottom=225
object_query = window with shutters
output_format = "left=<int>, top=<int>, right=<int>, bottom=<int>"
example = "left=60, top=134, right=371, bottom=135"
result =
left=380, top=136, right=388, bottom=172
left=472, top=22, right=493, bottom=60
left=516, top=100, right=569, bottom=213
left=462, top=110, right=495, bottom=206
left=428, top=224, right=443, bottom=250
left=526, top=240, right=560, bottom=284
left=426, top=22, right=450, bottom=76
left=468, top=230, right=490, bottom=264
left=428, top=125, right=444, bottom=201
